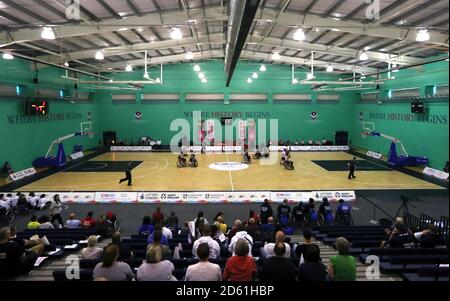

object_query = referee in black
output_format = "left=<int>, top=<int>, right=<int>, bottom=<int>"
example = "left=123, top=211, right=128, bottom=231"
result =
left=348, top=157, right=357, bottom=180
left=119, top=161, right=133, bottom=186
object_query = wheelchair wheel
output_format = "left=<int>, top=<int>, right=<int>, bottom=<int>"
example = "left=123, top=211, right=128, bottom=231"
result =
left=191, top=160, right=198, bottom=168
left=177, top=161, right=185, bottom=168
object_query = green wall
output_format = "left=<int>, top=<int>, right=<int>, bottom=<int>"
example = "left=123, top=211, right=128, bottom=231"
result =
left=0, top=58, right=99, bottom=171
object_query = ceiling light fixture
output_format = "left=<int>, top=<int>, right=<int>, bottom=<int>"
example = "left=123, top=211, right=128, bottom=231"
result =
left=271, top=52, right=281, bottom=60
left=143, top=72, right=150, bottom=80
left=326, top=64, right=334, bottom=72
left=125, top=64, right=133, bottom=72
left=416, top=29, right=430, bottom=42
left=260, top=64, right=267, bottom=72
left=201, top=78, right=207, bottom=83
left=359, top=51, right=369, bottom=61
left=193, top=64, right=201, bottom=72
left=2, top=53, right=14, bottom=60
left=41, top=26, right=56, bottom=40
left=185, top=51, right=194, bottom=60
left=252, top=72, right=258, bottom=79
left=306, top=73, right=314, bottom=80
left=170, top=27, right=183, bottom=40
left=293, top=28, right=306, bottom=41
left=95, top=50, right=104, bottom=60
left=64, top=61, right=69, bottom=67
left=247, top=78, right=253, bottom=84
left=198, top=72, right=205, bottom=79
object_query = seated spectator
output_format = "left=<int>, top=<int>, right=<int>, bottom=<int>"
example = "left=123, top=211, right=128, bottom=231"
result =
left=248, top=210, right=260, bottom=225
left=166, top=212, right=179, bottom=230
left=37, top=194, right=50, bottom=210
left=27, top=192, right=39, bottom=210
left=38, top=215, right=54, bottom=229
left=298, top=244, right=327, bottom=281
left=260, top=242, right=297, bottom=281
left=96, top=215, right=113, bottom=237
left=216, top=216, right=227, bottom=235
left=106, top=232, right=133, bottom=261
left=149, top=230, right=172, bottom=260
left=223, top=239, right=256, bottom=281
left=382, top=218, right=413, bottom=248
left=246, top=218, right=261, bottom=241
left=185, top=243, right=222, bottom=281
left=263, top=231, right=291, bottom=258
left=228, top=224, right=253, bottom=256
left=148, top=224, right=169, bottom=246
left=27, top=215, right=40, bottom=230
left=8, top=226, right=45, bottom=255
left=0, top=194, right=9, bottom=210
left=328, top=237, right=356, bottom=281
left=0, top=227, right=44, bottom=279
left=138, top=216, right=154, bottom=236
left=137, top=244, right=176, bottom=281
left=414, top=224, right=443, bottom=248
left=17, top=194, right=28, bottom=210
left=65, top=213, right=81, bottom=229
left=213, top=211, right=224, bottom=223
left=162, top=224, right=173, bottom=240
left=192, top=225, right=220, bottom=259
left=260, top=216, right=276, bottom=242
left=227, top=219, right=242, bottom=241
left=81, top=212, right=96, bottom=229
left=93, top=245, right=134, bottom=281
left=259, top=199, right=273, bottom=224
left=295, top=228, right=318, bottom=261
left=152, top=207, right=164, bottom=225
left=82, top=236, right=102, bottom=259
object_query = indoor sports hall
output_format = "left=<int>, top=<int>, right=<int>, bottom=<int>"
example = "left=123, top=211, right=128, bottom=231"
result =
left=0, top=0, right=448, bottom=284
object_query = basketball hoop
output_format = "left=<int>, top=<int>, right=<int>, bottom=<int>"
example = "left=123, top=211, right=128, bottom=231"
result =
left=84, top=131, right=94, bottom=139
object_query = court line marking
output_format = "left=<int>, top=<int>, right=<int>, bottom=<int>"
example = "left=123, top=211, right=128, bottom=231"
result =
left=224, top=152, right=235, bottom=192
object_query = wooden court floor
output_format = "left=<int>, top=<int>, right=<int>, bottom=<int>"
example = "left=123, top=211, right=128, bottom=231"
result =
left=16, top=152, right=442, bottom=192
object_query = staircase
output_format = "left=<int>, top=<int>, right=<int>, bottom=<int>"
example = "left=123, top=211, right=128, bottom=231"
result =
left=289, top=235, right=401, bottom=281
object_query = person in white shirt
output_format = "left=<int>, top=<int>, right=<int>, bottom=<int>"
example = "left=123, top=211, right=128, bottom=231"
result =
left=137, top=244, right=176, bottom=281
left=37, top=194, right=50, bottom=210
left=162, top=226, right=173, bottom=240
left=228, top=224, right=253, bottom=256
left=38, top=215, right=54, bottom=229
left=27, top=192, right=39, bottom=209
left=65, top=213, right=81, bottom=229
left=5, top=193, right=19, bottom=208
left=263, top=231, right=291, bottom=258
left=82, top=235, right=103, bottom=259
left=192, top=225, right=221, bottom=259
left=185, top=243, right=222, bottom=281
left=0, top=194, right=9, bottom=210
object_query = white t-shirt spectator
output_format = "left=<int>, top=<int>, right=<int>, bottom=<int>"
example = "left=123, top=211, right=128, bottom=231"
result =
left=66, top=219, right=81, bottom=229
left=263, top=243, right=291, bottom=258
left=81, top=247, right=103, bottom=259
left=136, top=261, right=176, bottom=281
left=37, top=197, right=50, bottom=209
left=162, top=227, right=173, bottom=240
left=27, top=196, right=39, bottom=207
left=6, top=196, right=18, bottom=208
left=192, top=236, right=221, bottom=259
left=0, top=199, right=9, bottom=210
left=39, top=222, right=54, bottom=229
left=228, top=231, right=253, bottom=256
left=185, top=261, right=222, bottom=281
left=93, top=262, right=134, bottom=281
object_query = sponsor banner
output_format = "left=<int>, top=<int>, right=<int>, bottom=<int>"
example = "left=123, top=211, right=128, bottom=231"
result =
left=423, top=167, right=449, bottom=180
left=59, top=192, right=96, bottom=204
left=223, top=146, right=243, bottom=152
left=270, top=146, right=350, bottom=152
left=8, top=167, right=37, bottom=181
left=70, top=151, right=84, bottom=160
left=367, top=151, right=383, bottom=159
left=110, top=146, right=152, bottom=152
left=95, top=192, right=138, bottom=203
left=270, top=191, right=313, bottom=203
left=311, top=191, right=356, bottom=202
left=205, top=146, right=223, bottom=152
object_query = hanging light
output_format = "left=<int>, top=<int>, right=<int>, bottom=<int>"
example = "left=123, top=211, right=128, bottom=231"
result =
left=64, top=61, right=70, bottom=67
left=260, top=64, right=267, bottom=72
left=193, top=64, right=201, bottom=72
left=360, top=73, right=366, bottom=79
left=125, top=64, right=133, bottom=72
left=359, top=51, right=369, bottom=61
left=109, top=79, right=114, bottom=83
left=198, top=72, right=205, bottom=79
left=271, top=52, right=281, bottom=60
left=292, top=78, right=298, bottom=84
left=306, top=72, right=314, bottom=80
left=41, top=26, right=56, bottom=40
left=293, top=28, right=306, bottom=41
left=156, top=78, right=161, bottom=83
left=416, top=29, right=430, bottom=42
left=170, top=27, right=183, bottom=40
left=252, top=72, right=258, bottom=79
left=247, top=78, right=253, bottom=84
left=95, top=51, right=104, bottom=60
left=2, top=53, right=14, bottom=60
left=201, top=78, right=207, bottom=83
left=185, top=51, right=194, bottom=60
left=143, top=72, right=150, bottom=79
left=326, top=64, right=334, bottom=72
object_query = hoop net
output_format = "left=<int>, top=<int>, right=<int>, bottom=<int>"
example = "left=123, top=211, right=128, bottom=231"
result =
left=80, top=122, right=93, bottom=139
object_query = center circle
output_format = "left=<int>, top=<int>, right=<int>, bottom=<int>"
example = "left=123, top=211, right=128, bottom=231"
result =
left=209, top=162, right=249, bottom=171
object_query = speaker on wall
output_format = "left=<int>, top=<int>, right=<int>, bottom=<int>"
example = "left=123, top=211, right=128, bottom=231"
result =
left=335, top=131, right=348, bottom=146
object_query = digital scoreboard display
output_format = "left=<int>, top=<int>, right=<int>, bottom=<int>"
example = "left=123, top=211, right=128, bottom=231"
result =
left=25, top=100, right=49, bottom=115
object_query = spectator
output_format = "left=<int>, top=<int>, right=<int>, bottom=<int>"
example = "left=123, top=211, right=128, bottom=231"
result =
left=246, top=218, right=261, bottom=241
left=382, top=218, right=413, bottom=248
left=292, top=202, right=306, bottom=226
left=185, top=243, right=222, bottom=281
left=65, top=213, right=81, bottom=229
left=152, top=207, right=164, bottom=225
left=27, top=192, right=39, bottom=210
left=277, top=199, right=291, bottom=225
left=223, top=239, right=256, bottom=281
left=149, top=230, right=172, bottom=260
left=227, top=219, right=242, bottom=241
left=27, top=215, right=40, bottom=230
left=96, top=215, right=113, bottom=237
left=93, top=245, right=134, bottom=281
left=8, top=226, right=45, bottom=255
left=194, top=217, right=206, bottom=239
left=81, top=236, right=102, bottom=259
left=328, top=237, right=356, bottom=281
left=213, top=211, right=224, bottom=223
left=298, top=244, right=327, bottom=281
left=166, top=212, right=179, bottom=230
left=260, top=216, right=276, bottom=242
left=38, top=215, right=54, bottom=229
left=0, top=194, right=9, bottom=210
left=263, top=231, right=291, bottom=258
left=81, top=212, right=96, bottom=229
left=216, top=216, right=227, bottom=234
left=414, top=224, right=443, bottom=248
left=49, top=195, right=64, bottom=228
left=260, top=242, right=297, bottom=281
left=138, top=216, right=154, bottom=236
left=107, top=232, right=133, bottom=261
left=17, top=194, right=28, bottom=210
left=37, top=194, right=50, bottom=210
left=192, top=225, right=221, bottom=259
left=137, top=244, right=176, bottom=281
left=295, top=228, right=318, bottom=261
left=0, top=227, right=44, bottom=279
left=260, top=199, right=273, bottom=224
left=148, top=224, right=169, bottom=246
left=162, top=224, right=173, bottom=240
left=228, top=224, right=253, bottom=256
left=249, top=210, right=260, bottom=225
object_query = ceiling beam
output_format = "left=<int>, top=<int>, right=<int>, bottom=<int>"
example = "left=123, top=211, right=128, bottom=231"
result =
left=371, top=0, right=423, bottom=25
left=1, top=0, right=53, bottom=24
left=387, top=0, right=442, bottom=26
